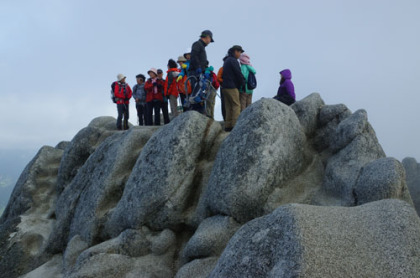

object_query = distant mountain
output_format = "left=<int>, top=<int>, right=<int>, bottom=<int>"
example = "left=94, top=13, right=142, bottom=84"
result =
left=0, top=149, right=37, bottom=214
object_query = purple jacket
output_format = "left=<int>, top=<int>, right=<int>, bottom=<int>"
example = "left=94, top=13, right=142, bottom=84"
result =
left=276, top=69, right=295, bottom=100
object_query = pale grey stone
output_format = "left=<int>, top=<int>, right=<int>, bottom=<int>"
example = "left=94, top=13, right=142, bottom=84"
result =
left=291, top=92, right=325, bottom=136
left=210, top=199, right=420, bottom=278
left=403, top=157, right=420, bottom=215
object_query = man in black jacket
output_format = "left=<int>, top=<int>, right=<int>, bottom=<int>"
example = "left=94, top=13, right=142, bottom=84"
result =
left=188, top=30, right=214, bottom=98
left=222, top=45, right=245, bottom=132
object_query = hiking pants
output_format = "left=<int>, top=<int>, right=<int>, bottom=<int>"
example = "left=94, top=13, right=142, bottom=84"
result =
left=146, top=101, right=162, bottom=126
left=223, top=88, right=240, bottom=129
left=220, top=88, right=226, bottom=121
left=240, top=92, right=253, bottom=112
left=136, top=103, right=146, bottom=126
left=206, top=88, right=217, bottom=119
left=179, top=93, right=187, bottom=112
left=117, top=103, right=129, bottom=130
left=162, top=100, right=170, bottom=124
left=169, top=95, right=179, bottom=118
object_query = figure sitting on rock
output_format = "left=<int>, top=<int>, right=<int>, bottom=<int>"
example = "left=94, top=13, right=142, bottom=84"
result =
left=274, top=69, right=295, bottom=106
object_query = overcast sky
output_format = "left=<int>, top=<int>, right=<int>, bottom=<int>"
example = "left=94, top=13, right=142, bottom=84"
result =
left=1, top=0, right=419, bottom=162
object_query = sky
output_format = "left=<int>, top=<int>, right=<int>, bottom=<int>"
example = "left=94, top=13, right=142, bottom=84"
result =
left=0, top=0, right=419, bottom=163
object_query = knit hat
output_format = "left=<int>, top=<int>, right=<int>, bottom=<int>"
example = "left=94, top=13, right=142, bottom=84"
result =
left=239, top=53, right=252, bottom=66
left=177, top=55, right=187, bottom=63
left=157, top=69, right=163, bottom=74
left=147, top=68, right=158, bottom=76
left=168, top=59, right=178, bottom=69
left=117, top=74, right=126, bottom=81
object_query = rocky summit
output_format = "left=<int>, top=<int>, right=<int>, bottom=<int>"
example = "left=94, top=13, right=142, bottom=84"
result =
left=1, top=94, right=419, bottom=278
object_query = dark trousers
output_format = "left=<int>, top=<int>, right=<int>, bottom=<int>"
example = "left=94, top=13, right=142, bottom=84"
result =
left=180, top=93, right=187, bottom=112
left=146, top=101, right=162, bottom=126
left=136, top=103, right=146, bottom=126
left=117, top=103, right=129, bottom=130
left=220, top=88, right=226, bottom=121
left=162, top=100, right=170, bottom=124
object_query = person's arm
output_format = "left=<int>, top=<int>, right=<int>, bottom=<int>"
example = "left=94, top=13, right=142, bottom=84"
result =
left=232, top=60, right=245, bottom=89
left=126, top=85, right=132, bottom=99
left=190, top=42, right=200, bottom=71
left=217, top=67, right=223, bottom=84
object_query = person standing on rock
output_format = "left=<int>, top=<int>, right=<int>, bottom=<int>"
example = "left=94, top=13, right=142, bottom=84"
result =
left=222, top=45, right=246, bottom=132
left=239, top=52, right=256, bottom=111
left=158, top=69, right=170, bottom=124
left=145, top=68, right=164, bottom=126
left=132, top=74, right=147, bottom=126
left=274, top=69, right=295, bottom=106
left=112, top=74, right=132, bottom=130
left=188, top=30, right=214, bottom=95
left=217, top=55, right=228, bottom=121
left=177, top=55, right=190, bottom=111
left=165, top=59, right=180, bottom=118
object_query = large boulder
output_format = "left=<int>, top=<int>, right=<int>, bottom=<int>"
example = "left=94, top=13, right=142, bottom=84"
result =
left=323, top=109, right=385, bottom=205
left=403, top=157, right=420, bottom=215
left=106, top=112, right=223, bottom=235
left=291, top=92, right=325, bottom=136
left=202, top=98, right=309, bottom=223
left=0, top=146, right=64, bottom=278
left=210, top=199, right=420, bottom=277
left=46, top=127, right=157, bottom=253
left=56, top=116, right=119, bottom=195
left=181, top=215, right=241, bottom=263
left=354, top=157, right=413, bottom=205
left=65, top=227, right=176, bottom=278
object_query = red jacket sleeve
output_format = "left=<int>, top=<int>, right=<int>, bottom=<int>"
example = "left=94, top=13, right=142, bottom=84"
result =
left=212, top=72, right=220, bottom=89
left=126, top=85, right=132, bottom=99
left=164, top=77, right=169, bottom=97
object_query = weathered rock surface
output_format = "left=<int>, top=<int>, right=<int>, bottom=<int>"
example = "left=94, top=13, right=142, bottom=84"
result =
left=210, top=199, right=420, bottom=278
left=107, top=112, right=223, bottom=235
left=202, top=99, right=309, bottom=223
left=403, top=157, right=420, bottom=215
left=0, top=95, right=418, bottom=278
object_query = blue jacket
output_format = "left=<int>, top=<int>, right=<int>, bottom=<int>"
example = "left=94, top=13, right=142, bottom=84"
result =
left=132, top=83, right=146, bottom=104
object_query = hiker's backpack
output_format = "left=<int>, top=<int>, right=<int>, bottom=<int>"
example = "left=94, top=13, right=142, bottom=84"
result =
left=247, top=71, right=257, bottom=90
left=110, top=82, right=117, bottom=103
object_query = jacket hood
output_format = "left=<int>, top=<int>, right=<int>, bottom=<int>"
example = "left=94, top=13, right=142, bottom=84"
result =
left=280, top=69, right=292, bottom=80
left=239, top=53, right=252, bottom=66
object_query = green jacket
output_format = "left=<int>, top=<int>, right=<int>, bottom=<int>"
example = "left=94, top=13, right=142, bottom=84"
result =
left=240, top=64, right=256, bottom=94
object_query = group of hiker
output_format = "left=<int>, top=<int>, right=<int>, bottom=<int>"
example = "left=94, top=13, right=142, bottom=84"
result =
left=111, top=30, right=296, bottom=131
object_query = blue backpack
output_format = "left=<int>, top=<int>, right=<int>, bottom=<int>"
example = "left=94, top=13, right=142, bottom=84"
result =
left=247, top=71, right=257, bottom=90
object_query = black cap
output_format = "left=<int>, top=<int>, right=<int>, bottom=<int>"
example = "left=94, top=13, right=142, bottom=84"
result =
left=231, top=45, right=244, bottom=53
left=157, top=69, right=163, bottom=74
left=200, top=30, right=214, bottom=42
left=136, top=74, right=146, bottom=81
left=167, top=59, right=178, bottom=69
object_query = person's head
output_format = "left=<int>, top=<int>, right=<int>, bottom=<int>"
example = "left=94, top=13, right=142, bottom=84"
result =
left=279, top=69, right=292, bottom=84
left=200, top=30, right=214, bottom=45
left=230, top=45, right=244, bottom=59
left=157, top=69, right=163, bottom=79
left=117, top=73, right=126, bottom=83
left=183, top=48, right=191, bottom=60
left=136, top=74, right=145, bottom=84
left=177, top=55, right=187, bottom=67
left=167, top=59, right=178, bottom=69
left=148, top=68, right=158, bottom=79
left=239, top=53, right=251, bottom=66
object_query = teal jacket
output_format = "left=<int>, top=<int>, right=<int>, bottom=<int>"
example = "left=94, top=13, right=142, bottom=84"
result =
left=241, top=64, right=256, bottom=94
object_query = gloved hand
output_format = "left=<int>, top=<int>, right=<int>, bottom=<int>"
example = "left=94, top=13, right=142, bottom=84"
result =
left=181, top=64, right=187, bottom=69
left=204, top=72, right=211, bottom=80
left=196, top=68, right=202, bottom=74
left=176, top=75, right=183, bottom=82
left=205, top=66, right=214, bottom=72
